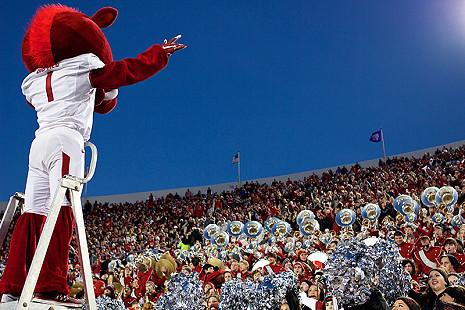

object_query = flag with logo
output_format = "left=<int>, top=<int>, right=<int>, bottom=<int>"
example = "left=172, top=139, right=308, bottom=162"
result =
left=369, top=130, right=382, bottom=143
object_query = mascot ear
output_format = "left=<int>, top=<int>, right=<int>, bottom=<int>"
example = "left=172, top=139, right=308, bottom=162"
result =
left=91, top=7, right=118, bottom=28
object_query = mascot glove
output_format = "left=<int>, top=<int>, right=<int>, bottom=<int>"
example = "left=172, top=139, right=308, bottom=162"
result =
left=162, top=35, right=186, bottom=56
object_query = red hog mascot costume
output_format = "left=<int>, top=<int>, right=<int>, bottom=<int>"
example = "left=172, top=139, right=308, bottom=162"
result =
left=0, top=4, right=185, bottom=307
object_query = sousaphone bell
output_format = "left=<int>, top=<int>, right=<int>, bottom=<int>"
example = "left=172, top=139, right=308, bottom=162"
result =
left=244, top=221, right=263, bottom=238
left=393, top=195, right=415, bottom=216
left=361, top=203, right=380, bottom=221
left=272, top=221, right=291, bottom=237
left=435, top=186, right=458, bottom=208
left=264, top=217, right=280, bottom=233
left=211, top=231, right=230, bottom=249
left=299, top=218, right=320, bottom=237
left=421, top=187, right=440, bottom=207
left=335, top=209, right=356, bottom=227
left=203, top=224, right=220, bottom=240
left=296, top=210, right=315, bottom=226
left=227, top=221, right=244, bottom=237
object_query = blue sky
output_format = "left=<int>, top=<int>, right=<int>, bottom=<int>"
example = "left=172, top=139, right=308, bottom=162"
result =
left=2, top=1, right=465, bottom=200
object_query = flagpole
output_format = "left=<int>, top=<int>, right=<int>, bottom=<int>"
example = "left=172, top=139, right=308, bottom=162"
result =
left=237, top=150, right=241, bottom=188
left=380, top=127, right=386, bottom=159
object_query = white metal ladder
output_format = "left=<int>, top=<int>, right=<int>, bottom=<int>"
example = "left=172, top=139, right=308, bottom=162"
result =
left=0, top=142, right=98, bottom=310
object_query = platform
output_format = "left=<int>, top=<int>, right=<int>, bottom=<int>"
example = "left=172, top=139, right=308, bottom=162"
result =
left=0, top=301, right=72, bottom=310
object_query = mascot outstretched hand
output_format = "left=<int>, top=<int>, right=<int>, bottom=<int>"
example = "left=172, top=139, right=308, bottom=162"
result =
left=0, top=4, right=185, bottom=307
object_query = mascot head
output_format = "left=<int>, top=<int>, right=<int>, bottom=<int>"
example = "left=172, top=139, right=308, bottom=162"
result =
left=22, top=4, right=117, bottom=72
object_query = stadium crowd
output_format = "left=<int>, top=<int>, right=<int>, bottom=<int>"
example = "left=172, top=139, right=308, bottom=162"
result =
left=2, top=144, right=465, bottom=310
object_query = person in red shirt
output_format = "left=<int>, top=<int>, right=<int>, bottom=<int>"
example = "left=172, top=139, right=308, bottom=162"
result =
left=189, top=256, right=203, bottom=274
left=401, top=259, right=421, bottom=284
left=403, top=223, right=428, bottom=243
left=266, top=253, right=286, bottom=274
left=414, top=236, right=442, bottom=276
left=394, top=230, right=415, bottom=259
left=228, top=260, right=240, bottom=278
left=432, top=224, right=447, bottom=247
left=439, top=254, right=460, bottom=274
left=144, top=281, right=159, bottom=303
left=292, top=262, right=309, bottom=282
left=121, top=285, right=136, bottom=308
left=238, top=260, right=251, bottom=280
left=444, top=238, right=465, bottom=272
left=120, top=266, right=134, bottom=288
left=199, top=264, right=227, bottom=289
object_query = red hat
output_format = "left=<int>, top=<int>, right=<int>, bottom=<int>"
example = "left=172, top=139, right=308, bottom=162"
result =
left=145, top=280, right=156, bottom=290
left=313, top=261, right=324, bottom=270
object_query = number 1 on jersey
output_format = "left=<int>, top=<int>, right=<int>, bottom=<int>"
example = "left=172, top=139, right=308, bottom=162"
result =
left=46, top=72, right=54, bottom=102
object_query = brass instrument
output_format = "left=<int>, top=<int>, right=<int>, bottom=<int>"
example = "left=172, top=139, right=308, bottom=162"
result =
left=212, top=232, right=229, bottom=248
left=300, top=218, right=319, bottom=236
left=207, top=257, right=226, bottom=270
left=227, top=221, right=244, bottom=237
left=203, top=224, right=220, bottom=240
left=363, top=203, right=380, bottom=220
left=422, top=187, right=439, bottom=205
left=284, top=241, right=295, bottom=253
left=274, top=222, right=288, bottom=237
left=387, top=230, right=396, bottom=242
left=382, top=216, right=394, bottom=226
left=340, top=210, right=353, bottom=225
left=420, top=208, right=428, bottom=217
left=247, top=222, right=259, bottom=235
left=402, top=200, right=415, bottom=215
left=265, top=217, right=280, bottom=233
left=405, top=213, right=417, bottom=223
left=231, top=224, right=241, bottom=235
left=436, top=186, right=457, bottom=206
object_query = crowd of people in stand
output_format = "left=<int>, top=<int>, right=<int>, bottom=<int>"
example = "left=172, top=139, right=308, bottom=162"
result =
left=3, top=144, right=465, bottom=309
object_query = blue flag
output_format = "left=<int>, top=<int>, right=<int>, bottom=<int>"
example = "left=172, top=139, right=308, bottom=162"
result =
left=369, top=130, right=382, bottom=142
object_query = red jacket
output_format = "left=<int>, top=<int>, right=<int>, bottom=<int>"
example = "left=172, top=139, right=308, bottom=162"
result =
left=398, top=242, right=415, bottom=259
left=452, top=252, right=465, bottom=273
left=414, top=246, right=442, bottom=275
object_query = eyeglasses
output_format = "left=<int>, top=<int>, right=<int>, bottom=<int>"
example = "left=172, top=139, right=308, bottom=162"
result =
left=421, top=244, right=430, bottom=248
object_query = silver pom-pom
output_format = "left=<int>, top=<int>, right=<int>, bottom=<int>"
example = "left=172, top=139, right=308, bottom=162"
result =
left=324, top=237, right=411, bottom=307
left=81, top=295, right=126, bottom=310
left=451, top=272, right=465, bottom=286
left=154, top=272, right=204, bottom=310
left=220, top=271, right=299, bottom=310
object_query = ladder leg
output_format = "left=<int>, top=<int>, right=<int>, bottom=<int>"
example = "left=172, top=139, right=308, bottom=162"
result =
left=16, top=186, right=67, bottom=310
left=70, top=190, right=96, bottom=310
left=0, top=193, right=23, bottom=246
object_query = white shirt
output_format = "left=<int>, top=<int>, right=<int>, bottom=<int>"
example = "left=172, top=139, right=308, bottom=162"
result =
left=22, top=53, right=105, bottom=141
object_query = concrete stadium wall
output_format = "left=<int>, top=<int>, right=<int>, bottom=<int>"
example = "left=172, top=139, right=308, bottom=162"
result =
left=2, top=139, right=464, bottom=210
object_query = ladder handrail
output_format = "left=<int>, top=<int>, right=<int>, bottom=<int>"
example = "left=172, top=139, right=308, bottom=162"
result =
left=81, top=141, right=97, bottom=184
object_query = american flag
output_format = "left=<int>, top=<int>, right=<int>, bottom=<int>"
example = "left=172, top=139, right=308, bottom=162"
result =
left=231, top=153, right=239, bottom=164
